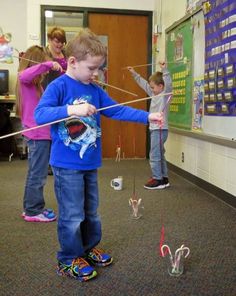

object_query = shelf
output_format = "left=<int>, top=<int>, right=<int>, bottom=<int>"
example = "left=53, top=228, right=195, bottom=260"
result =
left=0, top=95, right=16, bottom=103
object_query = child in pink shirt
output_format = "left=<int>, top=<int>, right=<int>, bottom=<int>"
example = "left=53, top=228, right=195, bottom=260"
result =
left=16, top=45, right=62, bottom=222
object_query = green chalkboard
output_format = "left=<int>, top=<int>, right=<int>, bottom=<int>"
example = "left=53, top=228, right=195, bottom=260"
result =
left=166, top=18, right=193, bottom=129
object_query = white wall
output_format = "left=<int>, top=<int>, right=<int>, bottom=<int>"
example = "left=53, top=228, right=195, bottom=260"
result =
left=166, top=133, right=236, bottom=196
left=26, top=0, right=155, bottom=47
left=154, top=0, right=186, bottom=62
left=155, top=0, right=236, bottom=197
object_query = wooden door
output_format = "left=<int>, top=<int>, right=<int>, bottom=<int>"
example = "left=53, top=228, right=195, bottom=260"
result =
left=89, top=13, right=150, bottom=158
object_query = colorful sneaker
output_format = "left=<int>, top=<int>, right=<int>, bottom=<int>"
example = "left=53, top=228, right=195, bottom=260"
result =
left=22, top=208, right=55, bottom=219
left=163, top=177, right=170, bottom=188
left=57, top=258, right=97, bottom=282
left=24, top=209, right=57, bottom=222
left=143, top=178, right=165, bottom=190
left=87, top=248, right=113, bottom=267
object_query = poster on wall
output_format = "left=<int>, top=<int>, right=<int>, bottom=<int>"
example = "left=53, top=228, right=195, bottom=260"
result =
left=204, top=0, right=236, bottom=116
left=0, top=27, right=13, bottom=63
left=166, top=19, right=193, bottom=130
left=192, top=78, right=204, bottom=130
left=186, top=0, right=204, bottom=14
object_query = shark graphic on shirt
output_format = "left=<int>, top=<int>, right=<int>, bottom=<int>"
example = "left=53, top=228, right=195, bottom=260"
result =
left=58, top=96, right=101, bottom=158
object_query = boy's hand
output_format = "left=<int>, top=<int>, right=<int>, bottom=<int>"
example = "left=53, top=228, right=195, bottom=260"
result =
left=159, top=61, right=166, bottom=70
left=148, top=112, right=163, bottom=127
left=67, top=103, right=97, bottom=117
left=52, top=61, right=63, bottom=72
left=127, top=66, right=136, bottom=74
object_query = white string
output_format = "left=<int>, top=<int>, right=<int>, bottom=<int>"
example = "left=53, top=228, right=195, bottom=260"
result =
left=93, top=79, right=138, bottom=97
left=122, top=59, right=189, bottom=70
left=0, top=92, right=172, bottom=140
left=11, top=53, right=139, bottom=97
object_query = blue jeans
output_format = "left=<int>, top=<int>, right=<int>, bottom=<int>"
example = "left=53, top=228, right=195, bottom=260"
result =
left=23, top=139, right=50, bottom=215
left=149, top=129, right=168, bottom=180
left=52, top=167, right=101, bottom=264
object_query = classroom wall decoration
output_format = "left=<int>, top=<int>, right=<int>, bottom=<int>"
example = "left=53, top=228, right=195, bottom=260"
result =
left=0, top=27, right=13, bottom=64
left=166, top=18, right=193, bottom=129
left=186, top=0, right=204, bottom=14
left=166, top=3, right=236, bottom=139
left=203, top=0, right=236, bottom=116
left=192, top=78, right=204, bottom=130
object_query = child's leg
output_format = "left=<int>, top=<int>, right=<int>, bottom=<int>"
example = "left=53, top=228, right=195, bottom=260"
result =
left=53, top=168, right=101, bottom=264
left=160, top=130, right=168, bottom=177
left=82, top=170, right=113, bottom=267
left=23, top=139, right=50, bottom=216
left=81, top=169, right=102, bottom=252
left=149, top=129, right=162, bottom=180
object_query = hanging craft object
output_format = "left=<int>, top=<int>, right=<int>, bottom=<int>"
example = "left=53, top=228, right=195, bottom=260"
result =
left=115, top=135, right=121, bottom=162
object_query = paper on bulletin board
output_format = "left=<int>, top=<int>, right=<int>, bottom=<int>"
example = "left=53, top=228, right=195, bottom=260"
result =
left=192, top=78, right=204, bottom=130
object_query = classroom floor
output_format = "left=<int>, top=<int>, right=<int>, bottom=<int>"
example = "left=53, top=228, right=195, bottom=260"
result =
left=0, top=159, right=235, bottom=296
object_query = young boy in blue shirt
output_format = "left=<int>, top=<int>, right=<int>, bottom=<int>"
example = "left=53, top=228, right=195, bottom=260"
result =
left=35, top=28, right=163, bottom=282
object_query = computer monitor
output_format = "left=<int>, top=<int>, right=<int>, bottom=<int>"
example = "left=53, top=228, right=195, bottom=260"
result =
left=0, top=69, right=9, bottom=95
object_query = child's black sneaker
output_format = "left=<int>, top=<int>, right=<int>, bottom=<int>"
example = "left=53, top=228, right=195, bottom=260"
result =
left=87, top=247, right=113, bottom=267
left=163, top=177, right=170, bottom=188
left=57, top=257, right=97, bottom=282
left=144, top=178, right=165, bottom=189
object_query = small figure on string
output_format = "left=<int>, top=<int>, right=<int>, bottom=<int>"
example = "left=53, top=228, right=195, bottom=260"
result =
left=115, top=135, right=121, bottom=162
left=115, top=145, right=121, bottom=162
left=129, top=176, right=143, bottom=219
left=129, top=197, right=142, bottom=219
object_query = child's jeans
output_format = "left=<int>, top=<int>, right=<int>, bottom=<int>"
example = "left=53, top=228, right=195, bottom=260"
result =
left=52, top=167, right=101, bottom=264
left=149, top=129, right=168, bottom=180
left=23, top=139, right=50, bottom=215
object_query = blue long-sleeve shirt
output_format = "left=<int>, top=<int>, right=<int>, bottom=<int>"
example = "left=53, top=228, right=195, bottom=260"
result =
left=35, top=74, right=149, bottom=170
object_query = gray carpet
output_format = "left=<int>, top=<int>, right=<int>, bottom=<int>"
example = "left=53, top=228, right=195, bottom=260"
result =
left=0, top=159, right=235, bottom=296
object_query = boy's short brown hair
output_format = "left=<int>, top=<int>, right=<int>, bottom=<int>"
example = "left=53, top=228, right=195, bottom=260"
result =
left=65, top=28, right=107, bottom=61
left=149, top=71, right=164, bottom=86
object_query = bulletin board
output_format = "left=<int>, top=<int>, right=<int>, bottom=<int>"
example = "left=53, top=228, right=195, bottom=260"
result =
left=204, top=0, right=236, bottom=117
left=166, top=18, right=193, bottom=130
left=166, top=1, right=236, bottom=140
